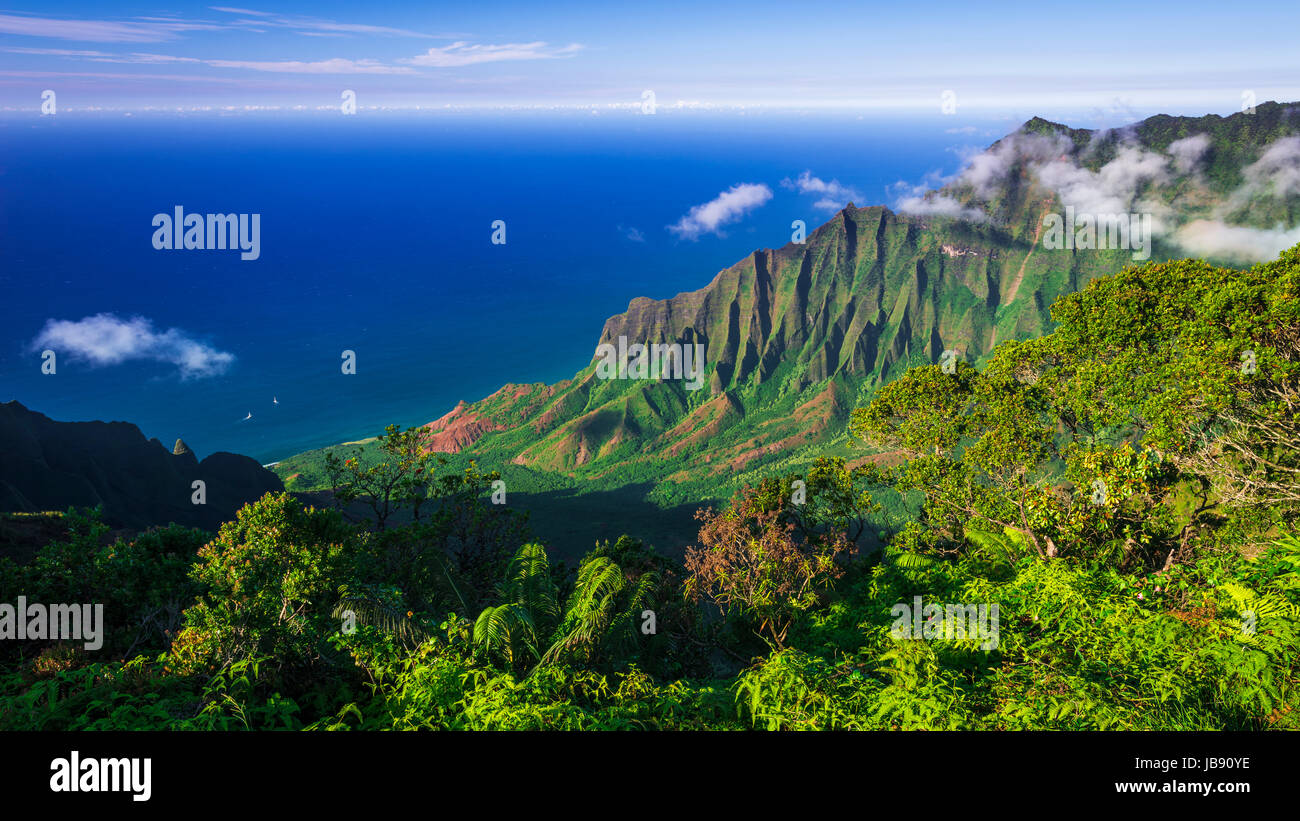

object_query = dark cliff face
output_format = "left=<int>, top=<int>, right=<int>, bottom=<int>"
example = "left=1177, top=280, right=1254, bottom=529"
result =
left=0, top=401, right=282, bottom=531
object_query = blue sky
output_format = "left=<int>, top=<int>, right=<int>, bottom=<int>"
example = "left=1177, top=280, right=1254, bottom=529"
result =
left=1, top=1, right=1298, bottom=119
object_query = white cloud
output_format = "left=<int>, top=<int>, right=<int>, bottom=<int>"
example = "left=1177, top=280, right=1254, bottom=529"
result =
left=208, top=7, right=446, bottom=38
left=1167, top=134, right=1211, bottom=174
left=0, top=8, right=448, bottom=47
left=892, top=133, right=1068, bottom=208
left=883, top=131, right=1055, bottom=216
left=2, top=47, right=116, bottom=58
left=206, top=57, right=415, bottom=74
left=782, top=170, right=862, bottom=211
left=208, top=6, right=274, bottom=16
left=668, top=183, right=773, bottom=240
left=1234, top=136, right=1300, bottom=202
left=890, top=123, right=1300, bottom=263
left=11, top=45, right=411, bottom=74
left=1035, top=143, right=1170, bottom=217
left=83, top=52, right=202, bottom=65
left=403, top=41, right=581, bottom=67
left=892, top=167, right=987, bottom=221
left=1171, top=136, right=1300, bottom=260
left=895, top=130, right=1171, bottom=225
left=0, top=12, right=225, bottom=42
left=961, top=132, right=1076, bottom=198
left=1174, top=219, right=1300, bottom=264
left=29, top=314, right=234, bottom=379
left=896, top=193, right=987, bottom=222
left=0, top=68, right=245, bottom=84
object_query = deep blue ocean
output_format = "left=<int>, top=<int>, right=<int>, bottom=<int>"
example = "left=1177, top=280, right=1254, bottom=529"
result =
left=0, top=111, right=987, bottom=463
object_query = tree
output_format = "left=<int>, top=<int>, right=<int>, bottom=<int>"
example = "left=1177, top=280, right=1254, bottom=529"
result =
left=324, top=424, right=442, bottom=530
left=749, top=456, right=886, bottom=549
left=424, top=462, right=527, bottom=608
left=850, top=248, right=1300, bottom=566
left=172, top=492, right=358, bottom=673
left=1041, top=252, right=1300, bottom=519
left=685, top=485, right=852, bottom=648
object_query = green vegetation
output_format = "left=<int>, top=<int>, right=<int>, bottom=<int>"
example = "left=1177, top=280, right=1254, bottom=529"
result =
left=2, top=247, right=1298, bottom=731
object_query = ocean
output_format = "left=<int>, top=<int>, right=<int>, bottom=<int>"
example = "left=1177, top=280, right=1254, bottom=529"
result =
left=0, top=110, right=985, bottom=463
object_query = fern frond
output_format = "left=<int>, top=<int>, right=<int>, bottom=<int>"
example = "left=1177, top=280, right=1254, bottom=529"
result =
left=332, top=597, right=429, bottom=644
left=500, top=542, right=560, bottom=631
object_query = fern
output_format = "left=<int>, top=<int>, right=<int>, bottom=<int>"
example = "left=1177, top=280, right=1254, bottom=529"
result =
left=470, top=543, right=559, bottom=672
left=332, top=593, right=430, bottom=645
left=540, top=555, right=660, bottom=669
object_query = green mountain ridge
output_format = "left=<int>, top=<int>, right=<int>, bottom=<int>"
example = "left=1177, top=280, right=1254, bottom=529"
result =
left=278, top=103, right=1300, bottom=505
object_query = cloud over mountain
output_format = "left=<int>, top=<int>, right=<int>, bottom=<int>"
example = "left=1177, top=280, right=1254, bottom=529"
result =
left=782, top=171, right=862, bottom=211
left=1173, top=219, right=1300, bottom=264
left=894, top=118, right=1300, bottom=264
left=1167, top=134, right=1211, bottom=173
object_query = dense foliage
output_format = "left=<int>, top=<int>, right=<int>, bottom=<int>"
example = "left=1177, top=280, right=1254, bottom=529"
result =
left=1, top=248, right=1297, bottom=730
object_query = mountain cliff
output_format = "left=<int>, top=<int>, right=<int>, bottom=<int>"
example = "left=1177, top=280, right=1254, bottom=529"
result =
left=0, top=401, right=282, bottom=531
left=287, top=103, right=1300, bottom=502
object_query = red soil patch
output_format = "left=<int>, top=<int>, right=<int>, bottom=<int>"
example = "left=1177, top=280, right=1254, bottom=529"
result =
left=724, top=383, right=845, bottom=471
left=660, top=393, right=743, bottom=457
left=423, top=401, right=506, bottom=453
